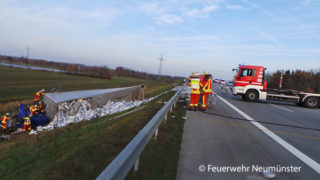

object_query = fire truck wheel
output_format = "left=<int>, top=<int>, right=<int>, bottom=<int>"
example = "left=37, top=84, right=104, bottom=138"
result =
left=304, top=97, right=320, bottom=109
left=245, top=90, right=258, bottom=102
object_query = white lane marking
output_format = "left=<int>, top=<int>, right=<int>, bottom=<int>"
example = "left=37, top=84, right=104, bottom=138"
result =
left=270, top=104, right=294, bottom=113
left=217, top=95, right=320, bottom=174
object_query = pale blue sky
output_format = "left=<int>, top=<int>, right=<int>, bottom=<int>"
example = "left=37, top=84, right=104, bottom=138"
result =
left=0, top=0, right=319, bottom=79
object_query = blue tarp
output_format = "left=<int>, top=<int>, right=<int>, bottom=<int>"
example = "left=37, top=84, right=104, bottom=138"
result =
left=18, top=103, right=49, bottom=128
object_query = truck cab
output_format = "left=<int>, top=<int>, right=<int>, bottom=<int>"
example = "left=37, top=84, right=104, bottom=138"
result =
left=232, top=65, right=267, bottom=101
left=232, top=64, right=320, bottom=108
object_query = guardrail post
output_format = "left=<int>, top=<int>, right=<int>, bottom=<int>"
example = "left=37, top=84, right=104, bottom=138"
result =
left=134, top=158, right=140, bottom=172
left=170, top=106, right=173, bottom=112
left=164, top=114, right=167, bottom=121
left=154, top=128, right=158, bottom=140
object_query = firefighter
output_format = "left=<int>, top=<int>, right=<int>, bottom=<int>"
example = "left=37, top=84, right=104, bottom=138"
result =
left=29, top=104, right=38, bottom=117
left=23, top=117, right=31, bottom=132
left=1, top=113, right=10, bottom=132
left=188, top=72, right=202, bottom=111
left=34, top=89, right=45, bottom=102
left=201, top=72, right=213, bottom=111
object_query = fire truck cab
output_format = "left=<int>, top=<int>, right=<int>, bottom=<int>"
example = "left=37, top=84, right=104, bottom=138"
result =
left=232, top=64, right=320, bottom=108
left=232, top=65, right=268, bottom=102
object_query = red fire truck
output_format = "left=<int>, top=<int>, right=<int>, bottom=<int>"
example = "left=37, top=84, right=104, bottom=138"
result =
left=232, top=65, right=320, bottom=108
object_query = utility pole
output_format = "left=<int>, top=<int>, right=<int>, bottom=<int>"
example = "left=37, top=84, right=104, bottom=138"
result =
left=157, top=54, right=165, bottom=75
left=26, top=46, right=31, bottom=59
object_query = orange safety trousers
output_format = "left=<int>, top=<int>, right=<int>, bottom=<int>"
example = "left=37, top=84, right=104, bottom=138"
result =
left=201, top=93, right=210, bottom=109
left=23, top=124, right=31, bottom=131
left=189, top=93, right=200, bottom=108
left=2, top=123, right=6, bottom=129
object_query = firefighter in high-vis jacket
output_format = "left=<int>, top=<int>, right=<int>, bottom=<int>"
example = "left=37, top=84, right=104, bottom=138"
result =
left=29, top=105, right=38, bottom=117
left=23, top=117, right=31, bottom=132
left=188, top=73, right=203, bottom=111
left=34, top=89, right=45, bottom=102
left=201, top=72, right=213, bottom=111
left=1, top=113, right=10, bottom=132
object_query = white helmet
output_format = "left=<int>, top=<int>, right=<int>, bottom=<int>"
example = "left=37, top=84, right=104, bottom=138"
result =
left=6, top=113, right=9, bottom=116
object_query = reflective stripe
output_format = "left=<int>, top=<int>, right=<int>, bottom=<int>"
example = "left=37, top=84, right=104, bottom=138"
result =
left=235, top=81, right=249, bottom=83
left=1, top=117, right=8, bottom=123
left=202, top=94, right=207, bottom=107
left=24, top=118, right=31, bottom=125
left=203, top=79, right=212, bottom=93
left=191, top=89, right=201, bottom=94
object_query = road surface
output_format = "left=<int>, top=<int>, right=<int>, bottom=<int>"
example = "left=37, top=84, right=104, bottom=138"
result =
left=177, top=83, right=320, bottom=180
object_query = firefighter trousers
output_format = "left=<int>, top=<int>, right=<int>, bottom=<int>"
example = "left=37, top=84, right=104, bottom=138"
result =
left=23, top=125, right=31, bottom=132
left=189, top=93, right=200, bottom=108
left=202, top=93, right=210, bottom=110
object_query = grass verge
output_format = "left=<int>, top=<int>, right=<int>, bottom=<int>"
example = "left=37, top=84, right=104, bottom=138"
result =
left=0, top=91, right=176, bottom=180
left=0, top=66, right=172, bottom=102
left=126, top=96, right=186, bottom=180
left=0, top=66, right=175, bottom=113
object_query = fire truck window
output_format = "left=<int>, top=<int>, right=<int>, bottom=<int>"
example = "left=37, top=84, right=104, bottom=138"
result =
left=241, top=69, right=255, bottom=77
left=252, top=69, right=257, bottom=76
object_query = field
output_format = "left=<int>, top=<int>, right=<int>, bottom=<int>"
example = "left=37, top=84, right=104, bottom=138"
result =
left=0, top=91, right=186, bottom=179
left=0, top=66, right=177, bottom=113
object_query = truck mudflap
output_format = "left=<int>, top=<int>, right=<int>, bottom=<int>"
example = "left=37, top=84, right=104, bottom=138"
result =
left=260, top=91, right=267, bottom=100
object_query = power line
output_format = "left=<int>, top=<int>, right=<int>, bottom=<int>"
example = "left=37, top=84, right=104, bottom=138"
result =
left=157, top=54, right=165, bottom=75
left=26, top=46, right=31, bottom=59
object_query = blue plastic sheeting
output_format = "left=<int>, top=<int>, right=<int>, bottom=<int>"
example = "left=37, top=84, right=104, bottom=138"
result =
left=17, top=103, right=49, bottom=128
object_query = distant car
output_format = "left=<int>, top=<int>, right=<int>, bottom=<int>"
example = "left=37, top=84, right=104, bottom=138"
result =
left=227, top=81, right=234, bottom=87
left=219, top=80, right=226, bottom=85
left=213, top=79, right=219, bottom=83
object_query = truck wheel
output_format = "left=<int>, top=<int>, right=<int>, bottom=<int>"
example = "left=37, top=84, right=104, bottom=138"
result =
left=245, top=90, right=258, bottom=102
left=303, top=97, right=320, bottom=109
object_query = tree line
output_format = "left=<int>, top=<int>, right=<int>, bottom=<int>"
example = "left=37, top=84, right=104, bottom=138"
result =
left=0, top=55, right=182, bottom=81
left=266, top=69, right=320, bottom=93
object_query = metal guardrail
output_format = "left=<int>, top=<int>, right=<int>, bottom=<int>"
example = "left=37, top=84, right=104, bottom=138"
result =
left=96, top=86, right=185, bottom=180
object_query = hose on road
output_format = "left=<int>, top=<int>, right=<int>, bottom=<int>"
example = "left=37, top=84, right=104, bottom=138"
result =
left=203, top=111, right=320, bottom=132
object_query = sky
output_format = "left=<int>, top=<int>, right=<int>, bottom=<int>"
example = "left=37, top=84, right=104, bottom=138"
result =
left=0, top=0, right=319, bottom=79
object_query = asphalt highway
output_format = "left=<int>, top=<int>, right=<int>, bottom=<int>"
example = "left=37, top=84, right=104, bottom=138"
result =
left=176, top=83, right=320, bottom=180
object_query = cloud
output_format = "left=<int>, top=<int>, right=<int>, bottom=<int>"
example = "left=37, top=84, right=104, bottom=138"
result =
left=186, top=4, right=218, bottom=18
left=244, top=27, right=285, bottom=47
left=137, top=0, right=221, bottom=24
left=226, top=5, right=243, bottom=10
left=138, top=1, right=163, bottom=14
left=161, top=35, right=217, bottom=41
left=0, top=3, right=122, bottom=35
left=242, top=0, right=285, bottom=22
left=155, top=14, right=184, bottom=24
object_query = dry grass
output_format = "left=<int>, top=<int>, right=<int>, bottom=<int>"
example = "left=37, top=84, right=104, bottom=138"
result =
left=0, top=92, right=176, bottom=180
